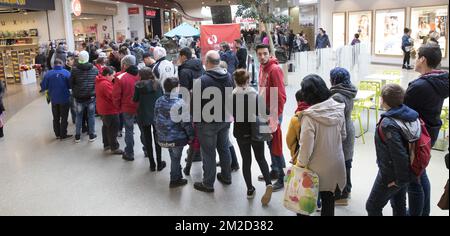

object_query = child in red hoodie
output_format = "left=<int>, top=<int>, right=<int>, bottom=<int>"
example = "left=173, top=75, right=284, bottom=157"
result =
left=95, top=67, right=123, bottom=155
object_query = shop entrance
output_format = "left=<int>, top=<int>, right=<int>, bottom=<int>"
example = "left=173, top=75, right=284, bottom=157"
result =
left=144, top=8, right=161, bottom=39
left=72, top=14, right=114, bottom=50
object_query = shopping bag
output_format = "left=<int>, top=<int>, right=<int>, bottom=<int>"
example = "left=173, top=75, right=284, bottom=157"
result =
left=283, top=165, right=319, bottom=215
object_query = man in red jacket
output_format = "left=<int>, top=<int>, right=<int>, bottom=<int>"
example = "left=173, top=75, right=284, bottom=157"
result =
left=256, top=44, right=287, bottom=192
left=96, top=66, right=123, bottom=155
left=113, top=55, right=139, bottom=161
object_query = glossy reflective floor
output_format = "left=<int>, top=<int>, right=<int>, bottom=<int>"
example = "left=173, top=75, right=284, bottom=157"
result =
left=0, top=65, right=448, bottom=216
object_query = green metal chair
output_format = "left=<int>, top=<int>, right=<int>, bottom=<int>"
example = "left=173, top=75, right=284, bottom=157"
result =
left=358, top=80, right=382, bottom=128
left=352, top=99, right=366, bottom=144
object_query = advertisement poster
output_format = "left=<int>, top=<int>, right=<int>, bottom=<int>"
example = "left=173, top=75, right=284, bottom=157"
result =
left=116, top=30, right=126, bottom=43
left=348, top=11, right=372, bottom=53
left=332, top=12, right=346, bottom=49
left=411, top=5, right=448, bottom=57
left=200, top=23, right=241, bottom=61
left=374, top=9, right=405, bottom=56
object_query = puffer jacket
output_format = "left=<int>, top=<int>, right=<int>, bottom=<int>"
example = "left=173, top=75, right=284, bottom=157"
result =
left=152, top=57, right=176, bottom=91
left=404, top=70, right=449, bottom=146
left=178, top=58, right=204, bottom=91
left=70, top=63, right=98, bottom=102
left=331, top=83, right=358, bottom=161
left=297, top=98, right=346, bottom=192
left=375, top=104, right=420, bottom=186
left=154, top=94, right=194, bottom=147
left=133, top=79, right=163, bottom=125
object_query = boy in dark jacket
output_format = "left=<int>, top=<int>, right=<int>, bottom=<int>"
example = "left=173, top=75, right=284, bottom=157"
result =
left=404, top=43, right=449, bottom=216
left=366, top=84, right=420, bottom=216
left=134, top=68, right=165, bottom=172
left=41, top=59, right=72, bottom=140
left=155, top=77, right=194, bottom=188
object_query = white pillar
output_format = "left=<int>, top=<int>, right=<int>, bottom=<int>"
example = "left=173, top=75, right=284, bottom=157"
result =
left=61, top=0, right=75, bottom=52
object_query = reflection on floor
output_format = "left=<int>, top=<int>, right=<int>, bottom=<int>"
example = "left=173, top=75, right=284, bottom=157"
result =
left=2, top=82, right=42, bottom=122
left=0, top=65, right=448, bottom=216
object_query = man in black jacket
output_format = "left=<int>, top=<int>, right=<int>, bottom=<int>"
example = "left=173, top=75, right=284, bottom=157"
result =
left=70, top=51, right=99, bottom=143
left=235, top=39, right=247, bottom=70
left=178, top=47, right=204, bottom=91
left=404, top=43, right=449, bottom=216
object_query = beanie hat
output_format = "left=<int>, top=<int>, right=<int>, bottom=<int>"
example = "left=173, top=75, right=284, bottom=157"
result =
left=78, top=51, right=90, bottom=64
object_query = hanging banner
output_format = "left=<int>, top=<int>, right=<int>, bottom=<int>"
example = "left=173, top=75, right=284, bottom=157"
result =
left=200, top=23, right=241, bottom=61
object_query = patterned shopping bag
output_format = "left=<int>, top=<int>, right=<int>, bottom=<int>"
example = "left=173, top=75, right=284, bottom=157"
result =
left=283, top=165, right=320, bottom=215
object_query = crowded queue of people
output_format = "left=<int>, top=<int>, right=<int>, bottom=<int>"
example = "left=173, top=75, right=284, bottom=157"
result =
left=34, top=33, right=449, bottom=216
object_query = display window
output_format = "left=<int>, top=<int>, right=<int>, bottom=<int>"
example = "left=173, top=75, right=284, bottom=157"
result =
left=347, top=10, right=372, bottom=53
left=332, top=12, right=346, bottom=49
left=410, top=5, right=448, bottom=58
left=374, top=8, right=406, bottom=56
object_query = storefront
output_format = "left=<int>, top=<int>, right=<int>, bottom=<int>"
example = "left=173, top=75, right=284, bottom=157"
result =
left=0, top=0, right=57, bottom=85
left=71, top=0, right=118, bottom=50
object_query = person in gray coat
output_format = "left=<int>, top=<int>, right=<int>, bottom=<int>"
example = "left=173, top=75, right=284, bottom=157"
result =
left=330, top=67, right=357, bottom=206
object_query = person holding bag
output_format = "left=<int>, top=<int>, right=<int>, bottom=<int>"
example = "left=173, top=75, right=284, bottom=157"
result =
left=232, top=69, right=273, bottom=206
left=295, top=74, right=346, bottom=216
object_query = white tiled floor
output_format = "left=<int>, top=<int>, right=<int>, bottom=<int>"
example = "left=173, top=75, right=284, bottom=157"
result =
left=0, top=64, right=448, bottom=216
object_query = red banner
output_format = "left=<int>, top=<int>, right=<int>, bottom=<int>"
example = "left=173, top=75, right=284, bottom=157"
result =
left=200, top=23, right=241, bottom=61
left=128, top=7, right=139, bottom=15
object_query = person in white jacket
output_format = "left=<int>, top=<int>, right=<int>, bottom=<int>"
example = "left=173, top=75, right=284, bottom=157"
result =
left=296, top=74, right=347, bottom=216
left=152, top=46, right=176, bottom=92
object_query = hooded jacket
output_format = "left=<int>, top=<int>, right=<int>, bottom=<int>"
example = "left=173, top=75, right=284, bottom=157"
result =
left=40, top=66, right=71, bottom=105
left=112, top=66, right=139, bottom=114
left=404, top=70, right=449, bottom=145
left=133, top=79, right=163, bottom=125
left=376, top=105, right=420, bottom=186
left=220, top=50, right=239, bottom=75
left=196, top=66, right=235, bottom=123
left=258, top=57, right=287, bottom=118
left=70, top=63, right=98, bottom=101
left=297, top=98, right=347, bottom=192
left=178, top=58, right=204, bottom=91
left=331, top=83, right=358, bottom=161
left=152, top=57, right=176, bottom=92
left=95, top=75, right=120, bottom=115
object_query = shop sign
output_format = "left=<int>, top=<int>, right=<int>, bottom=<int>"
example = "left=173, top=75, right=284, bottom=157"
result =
left=0, top=0, right=55, bottom=10
left=145, top=9, right=157, bottom=18
left=0, top=0, right=26, bottom=6
left=128, top=7, right=139, bottom=15
left=72, top=0, right=82, bottom=17
left=235, top=17, right=256, bottom=24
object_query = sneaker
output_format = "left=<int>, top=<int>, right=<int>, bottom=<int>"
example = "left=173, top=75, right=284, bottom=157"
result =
left=183, top=167, right=190, bottom=176
left=104, top=146, right=111, bottom=151
left=247, top=187, right=256, bottom=199
left=122, top=153, right=134, bottom=161
left=111, top=149, right=124, bottom=155
left=89, top=134, right=97, bottom=142
left=60, top=134, right=73, bottom=141
left=406, top=66, right=413, bottom=70
left=335, top=198, right=349, bottom=206
left=74, top=135, right=81, bottom=143
left=231, top=165, right=240, bottom=172
left=261, top=185, right=273, bottom=206
left=169, top=179, right=188, bottom=188
left=194, top=182, right=214, bottom=193
left=272, top=181, right=284, bottom=192
left=157, top=161, right=167, bottom=171
left=258, top=170, right=278, bottom=182
left=217, top=172, right=232, bottom=185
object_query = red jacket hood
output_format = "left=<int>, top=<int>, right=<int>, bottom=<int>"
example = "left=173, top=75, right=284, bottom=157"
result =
left=262, top=57, right=279, bottom=72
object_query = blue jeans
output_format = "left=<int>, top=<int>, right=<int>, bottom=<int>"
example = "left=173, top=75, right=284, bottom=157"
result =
left=366, top=171, right=408, bottom=216
left=197, top=122, right=232, bottom=188
left=407, top=170, right=431, bottom=216
left=75, top=98, right=96, bottom=136
left=169, top=146, right=184, bottom=182
left=267, top=115, right=286, bottom=184
left=123, top=113, right=136, bottom=156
